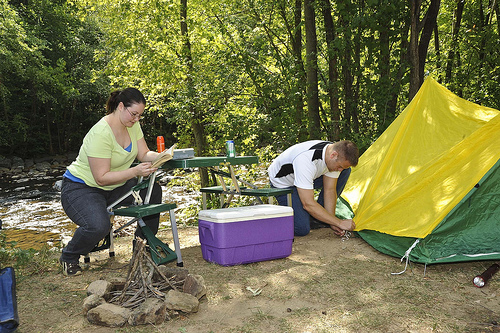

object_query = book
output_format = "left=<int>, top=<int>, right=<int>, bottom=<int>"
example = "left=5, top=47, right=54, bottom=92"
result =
left=151, top=143, right=176, bottom=168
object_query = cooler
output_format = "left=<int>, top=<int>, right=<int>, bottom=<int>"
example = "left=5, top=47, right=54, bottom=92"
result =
left=198, top=204, right=294, bottom=266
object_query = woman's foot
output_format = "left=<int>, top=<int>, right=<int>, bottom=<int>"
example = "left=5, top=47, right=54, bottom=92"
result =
left=59, top=257, right=82, bottom=276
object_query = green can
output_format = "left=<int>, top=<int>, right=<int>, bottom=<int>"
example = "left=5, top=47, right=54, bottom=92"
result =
left=226, top=140, right=235, bottom=157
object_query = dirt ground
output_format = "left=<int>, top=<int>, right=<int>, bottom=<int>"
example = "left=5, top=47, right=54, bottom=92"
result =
left=15, top=226, right=500, bottom=333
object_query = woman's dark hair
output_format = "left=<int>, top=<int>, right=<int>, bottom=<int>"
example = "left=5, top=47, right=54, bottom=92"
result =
left=106, top=88, right=146, bottom=114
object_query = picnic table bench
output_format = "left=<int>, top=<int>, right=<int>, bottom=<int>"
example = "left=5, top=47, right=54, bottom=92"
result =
left=162, top=156, right=292, bottom=209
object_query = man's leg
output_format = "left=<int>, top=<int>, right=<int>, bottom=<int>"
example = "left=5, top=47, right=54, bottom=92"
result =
left=274, top=186, right=311, bottom=236
left=312, top=168, right=352, bottom=229
left=317, top=168, right=351, bottom=207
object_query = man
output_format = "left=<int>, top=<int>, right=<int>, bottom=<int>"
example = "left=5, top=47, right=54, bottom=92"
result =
left=268, top=140, right=359, bottom=236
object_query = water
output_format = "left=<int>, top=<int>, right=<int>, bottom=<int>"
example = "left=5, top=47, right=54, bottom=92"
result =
left=0, top=170, right=199, bottom=250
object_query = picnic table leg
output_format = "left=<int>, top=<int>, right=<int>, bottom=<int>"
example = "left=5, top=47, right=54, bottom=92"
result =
left=228, top=165, right=240, bottom=193
left=202, top=192, right=207, bottom=210
left=169, top=209, right=183, bottom=266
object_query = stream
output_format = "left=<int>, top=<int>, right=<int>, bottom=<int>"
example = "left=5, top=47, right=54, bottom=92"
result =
left=0, top=168, right=199, bottom=250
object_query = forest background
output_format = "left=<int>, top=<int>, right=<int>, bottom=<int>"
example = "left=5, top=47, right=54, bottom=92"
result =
left=1, top=0, right=499, bottom=185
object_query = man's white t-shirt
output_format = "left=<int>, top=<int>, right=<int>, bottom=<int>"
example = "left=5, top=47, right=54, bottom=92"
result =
left=268, top=140, right=340, bottom=190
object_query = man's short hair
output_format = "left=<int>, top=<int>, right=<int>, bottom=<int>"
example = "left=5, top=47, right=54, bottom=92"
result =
left=333, top=140, right=359, bottom=167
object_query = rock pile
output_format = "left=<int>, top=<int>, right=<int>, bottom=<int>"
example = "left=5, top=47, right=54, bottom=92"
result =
left=0, top=154, right=76, bottom=199
left=83, top=241, right=206, bottom=327
left=0, top=154, right=75, bottom=176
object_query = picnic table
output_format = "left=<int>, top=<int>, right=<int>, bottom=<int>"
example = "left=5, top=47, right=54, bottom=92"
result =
left=162, top=156, right=292, bottom=209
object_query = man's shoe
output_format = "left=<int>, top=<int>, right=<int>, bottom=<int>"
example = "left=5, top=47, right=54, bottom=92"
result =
left=59, top=258, right=82, bottom=276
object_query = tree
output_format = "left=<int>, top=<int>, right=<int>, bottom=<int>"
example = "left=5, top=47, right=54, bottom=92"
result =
left=409, top=0, right=441, bottom=100
left=180, top=0, right=209, bottom=186
left=445, top=0, right=465, bottom=84
left=318, top=0, right=340, bottom=140
left=304, top=0, right=321, bottom=138
left=0, top=0, right=106, bottom=157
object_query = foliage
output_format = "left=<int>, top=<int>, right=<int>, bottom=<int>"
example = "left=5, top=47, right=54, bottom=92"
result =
left=0, top=0, right=498, bottom=158
left=0, top=0, right=108, bottom=157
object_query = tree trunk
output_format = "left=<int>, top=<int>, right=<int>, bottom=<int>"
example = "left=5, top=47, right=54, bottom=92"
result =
left=304, top=0, right=321, bottom=139
left=376, top=13, right=393, bottom=129
left=495, top=0, right=500, bottom=34
left=319, top=0, right=340, bottom=141
left=180, top=0, right=208, bottom=187
left=294, top=0, right=308, bottom=141
left=339, top=7, right=354, bottom=132
left=282, top=0, right=307, bottom=141
left=445, top=0, right=465, bottom=83
left=409, top=0, right=440, bottom=101
left=45, top=106, right=54, bottom=155
left=434, top=21, right=441, bottom=79
left=408, top=0, right=421, bottom=101
left=418, top=0, right=440, bottom=81
left=351, top=3, right=361, bottom=135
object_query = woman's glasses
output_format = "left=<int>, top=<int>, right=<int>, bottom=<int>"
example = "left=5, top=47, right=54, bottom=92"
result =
left=125, top=107, right=143, bottom=120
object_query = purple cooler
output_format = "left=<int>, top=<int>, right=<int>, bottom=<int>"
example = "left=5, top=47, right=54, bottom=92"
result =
left=198, top=204, right=294, bottom=266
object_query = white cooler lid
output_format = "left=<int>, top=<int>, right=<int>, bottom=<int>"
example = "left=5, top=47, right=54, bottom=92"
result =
left=199, top=204, right=293, bottom=223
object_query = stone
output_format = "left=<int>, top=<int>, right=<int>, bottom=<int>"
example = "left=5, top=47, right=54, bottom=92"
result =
left=87, top=280, right=113, bottom=299
left=83, top=294, right=106, bottom=315
left=128, top=298, right=168, bottom=326
left=87, top=303, right=131, bottom=327
left=66, top=152, right=78, bottom=161
left=34, top=156, right=52, bottom=164
left=108, top=277, right=127, bottom=291
left=154, top=266, right=189, bottom=282
left=183, top=274, right=207, bottom=299
left=34, top=161, right=51, bottom=172
left=11, top=156, right=24, bottom=171
left=164, top=290, right=199, bottom=313
left=24, top=158, right=34, bottom=169
left=0, top=156, right=11, bottom=169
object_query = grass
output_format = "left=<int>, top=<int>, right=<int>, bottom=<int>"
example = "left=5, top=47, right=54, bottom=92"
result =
left=4, top=160, right=500, bottom=332
left=8, top=230, right=500, bottom=332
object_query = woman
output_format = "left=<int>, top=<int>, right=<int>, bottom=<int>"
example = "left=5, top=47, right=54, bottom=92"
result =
left=60, top=88, right=162, bottom=276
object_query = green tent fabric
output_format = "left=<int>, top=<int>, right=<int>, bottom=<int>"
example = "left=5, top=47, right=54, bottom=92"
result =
left=341, top=77, right=500, bottom=264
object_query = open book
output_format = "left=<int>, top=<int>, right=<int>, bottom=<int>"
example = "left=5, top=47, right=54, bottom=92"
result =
left=151, top=143, right=176, bottom=168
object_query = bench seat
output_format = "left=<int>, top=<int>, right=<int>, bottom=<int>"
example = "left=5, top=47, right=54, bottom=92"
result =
left=200, top=186, right=292, bottom=209
left=113, top=203, right=177, bottom=218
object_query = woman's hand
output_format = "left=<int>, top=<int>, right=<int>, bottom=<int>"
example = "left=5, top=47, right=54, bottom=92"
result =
left=134, top=162, right=158, bottom=177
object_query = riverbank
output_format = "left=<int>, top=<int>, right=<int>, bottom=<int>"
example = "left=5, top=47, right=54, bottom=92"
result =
left=0, top=154, right=75, bottom=249
left=3, top=156, right=500, bottom=332
left=0, top=153, right=73, bottom=199
left=0, top=153, right=201, bottom=250
left=13, top=226, right=500, bottom=332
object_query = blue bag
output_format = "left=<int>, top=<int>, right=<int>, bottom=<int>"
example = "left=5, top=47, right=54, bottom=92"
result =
left=0, top=267, right=19, bottom=333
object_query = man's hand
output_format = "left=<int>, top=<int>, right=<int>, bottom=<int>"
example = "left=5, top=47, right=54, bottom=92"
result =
left=339, top=218, right=355, bottom=231
left=330, top=219, right=355, bottom=236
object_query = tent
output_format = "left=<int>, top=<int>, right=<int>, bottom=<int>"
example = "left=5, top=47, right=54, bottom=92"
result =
left=341, top=77, right=500, bottom=265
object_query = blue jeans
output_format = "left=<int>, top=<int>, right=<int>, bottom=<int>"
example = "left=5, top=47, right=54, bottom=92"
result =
left=60, top=177, right=162, bottom=263
left=274, top=168, right=351, bottom=236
